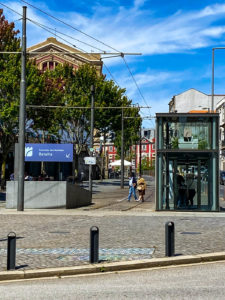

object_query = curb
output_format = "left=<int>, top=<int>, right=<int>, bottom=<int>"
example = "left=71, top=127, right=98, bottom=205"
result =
left=1, top=251, right=225, bottom=282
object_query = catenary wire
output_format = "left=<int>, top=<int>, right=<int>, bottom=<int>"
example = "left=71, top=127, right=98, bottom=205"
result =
left=27, top=18, right=106, bottom=53
left=21, top=0, right=121, bottom=53
left=21, top=0, right=149, bottom=108
left=27, top=17, right=119, bottom=85
left=1, top=2, right=150, bottom=119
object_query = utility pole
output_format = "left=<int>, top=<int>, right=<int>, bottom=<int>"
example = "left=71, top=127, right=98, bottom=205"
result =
left=17, top=6, right=26, bottom=211
left=89, top=85, right=95, bottom=195
left=121, top=108, right=124, bottom=188
left=212, top=48, right=214, bottom=112
left=139, top=121, right=142, bottom=176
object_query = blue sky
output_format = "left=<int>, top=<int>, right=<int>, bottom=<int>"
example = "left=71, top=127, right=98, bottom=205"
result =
left=2, top=0, right=225, bottom=128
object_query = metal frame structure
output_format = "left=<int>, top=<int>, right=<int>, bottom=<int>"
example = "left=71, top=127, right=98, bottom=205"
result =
left=156, top=113, right=219, bottom=212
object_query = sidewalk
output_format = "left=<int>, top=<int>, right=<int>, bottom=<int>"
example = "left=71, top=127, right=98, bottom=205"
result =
left=0, top=178, right=225, bottom=278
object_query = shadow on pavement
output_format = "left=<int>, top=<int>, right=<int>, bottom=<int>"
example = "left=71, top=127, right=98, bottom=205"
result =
left=0, top=192, right=6, bottom=201
left=16, top=264, right=29, bottom=270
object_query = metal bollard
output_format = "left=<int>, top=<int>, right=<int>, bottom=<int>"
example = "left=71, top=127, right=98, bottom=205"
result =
left=7, top=232, right=16, bottom=270
left=165, top=222, right=175, bottom=257
left=90, top=226, right=99, bottom=263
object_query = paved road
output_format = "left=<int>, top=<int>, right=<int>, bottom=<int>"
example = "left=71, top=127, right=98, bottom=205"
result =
left=1, top=261, right=225, bottom=299
left=0, top=178, right=224, bottom=271
left=0, top=210, right=225, bottom=270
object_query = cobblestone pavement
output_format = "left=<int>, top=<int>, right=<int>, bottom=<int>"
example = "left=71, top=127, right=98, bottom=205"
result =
left=0, top=177, right=225, bottom=271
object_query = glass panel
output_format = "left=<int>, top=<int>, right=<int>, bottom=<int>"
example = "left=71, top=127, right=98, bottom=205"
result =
left=162, top=120, right=211, bottom=150
left=159, top=116, right=219, bottom=150
left=159, top=153, right=217, bottom=211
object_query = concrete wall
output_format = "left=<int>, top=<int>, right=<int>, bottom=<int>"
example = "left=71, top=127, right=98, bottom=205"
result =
left=66, top=183, right=92, bottom=209
left=6, top=181, right=91, bottom=209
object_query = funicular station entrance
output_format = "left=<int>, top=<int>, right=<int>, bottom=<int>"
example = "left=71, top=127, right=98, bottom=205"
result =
left=156, top=113, right=219, bottom=211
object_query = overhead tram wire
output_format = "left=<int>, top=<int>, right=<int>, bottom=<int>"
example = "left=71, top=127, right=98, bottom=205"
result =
left=26, top=18, right=120, bottom=85
left=121, top=56, right=154, bottom=126
left=122, top=56, right=149, bottom=107
left=21, top=0, right=122, bottom=54
left=26, top=18, right=106, bottom=53
left=0, top=2, right=22, bottom=17
left=0, top=2, right=130, bottom=89
left=26, top=105, right=150, bottom=109
left=5, top=0, right=146, bottom=112
left=2, top=1, right=147, bottom=112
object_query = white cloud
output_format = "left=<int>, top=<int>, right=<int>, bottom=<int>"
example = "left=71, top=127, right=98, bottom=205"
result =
left=3, top=1, right=225, bottom=55
left=115, top=69, right=186, bottom=95
left=67, top=2, right=225, bottom=55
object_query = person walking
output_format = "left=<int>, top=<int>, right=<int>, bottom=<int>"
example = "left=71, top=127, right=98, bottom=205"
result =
left=128, top=172, right=138, bottom=202
left=137, top=175, right=146, bottom=202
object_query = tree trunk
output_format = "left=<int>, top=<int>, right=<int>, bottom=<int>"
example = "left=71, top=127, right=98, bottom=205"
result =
left=0, top=159, right=6, bottom=190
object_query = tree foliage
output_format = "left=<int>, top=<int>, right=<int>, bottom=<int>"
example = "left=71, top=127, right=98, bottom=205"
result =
left=0, top=9, right=141, bottom=185
left=0, top=10, right=44, bottom=187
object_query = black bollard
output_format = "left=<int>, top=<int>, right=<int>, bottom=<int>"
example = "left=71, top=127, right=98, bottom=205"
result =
left=7, top=232, right=16, bottom=270
left=165, top=222, right=175, bottom=257
left=90, top=226, right=99, bottom=263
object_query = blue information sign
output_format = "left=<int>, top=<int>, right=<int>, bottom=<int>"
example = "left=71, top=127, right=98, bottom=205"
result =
left=25, top=144, right=73, bottom=162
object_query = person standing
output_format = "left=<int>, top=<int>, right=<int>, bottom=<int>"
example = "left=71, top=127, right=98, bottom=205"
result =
left=137, top=175, right=146, bottom=202
left=128, top=172, right=137, bottom=202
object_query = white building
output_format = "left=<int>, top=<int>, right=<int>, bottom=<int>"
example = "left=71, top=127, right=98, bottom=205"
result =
left=216, top=98, right=225, bottom=169
left=169, top=88, right=225, bottom=170
left=169, top=88, right=224, bottom=113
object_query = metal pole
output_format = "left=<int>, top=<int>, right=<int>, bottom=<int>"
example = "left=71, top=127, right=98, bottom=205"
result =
left=121, top=108, right=124, bottom=188
left=165, top=222, right=175, bottom=257
left=89, top=85, right=95, bottom=195
left=90, top=226, right=99, bottom=263
left=17, top=6, right=26, bottom=211
left=135, top=143, right=137, bottom=175
left=212, top=48, right=214, bottom=112
left=139, top=122, right=142, bottom=176
left=7, top=232, right=16, bottom=270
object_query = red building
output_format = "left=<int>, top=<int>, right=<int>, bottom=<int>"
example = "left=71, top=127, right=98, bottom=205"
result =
left=131, top=137, right=155, bottom=170
left=106, top=143, right=117, bottom=164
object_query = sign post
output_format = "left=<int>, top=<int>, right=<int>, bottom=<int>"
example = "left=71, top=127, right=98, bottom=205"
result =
left=84, top=157, right=96, bottom=165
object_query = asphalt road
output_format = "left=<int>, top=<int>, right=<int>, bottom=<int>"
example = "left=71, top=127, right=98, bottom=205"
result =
left=1, top=261, right=225, bottom=299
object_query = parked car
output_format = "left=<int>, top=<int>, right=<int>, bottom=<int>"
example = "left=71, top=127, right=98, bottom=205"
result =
left=220, top=171, right=225, bottom=185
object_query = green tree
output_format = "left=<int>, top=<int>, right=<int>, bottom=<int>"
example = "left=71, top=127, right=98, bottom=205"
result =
left=0, top=9, right=21, bottom=188
left=0, top=10, right=45, bottom=188
left=47, top=63, right=140, bottom=175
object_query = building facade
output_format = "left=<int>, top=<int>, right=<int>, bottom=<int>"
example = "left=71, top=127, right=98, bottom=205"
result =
left=28, top=37, right=102, bottom=73
left=216, top=98, right=225, bottom=169
left=169, top=88, right=224, bottom=113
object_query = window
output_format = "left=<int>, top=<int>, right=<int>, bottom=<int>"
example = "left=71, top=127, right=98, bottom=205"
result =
left=42, top=62, right=47, bottom=71
left=142, top=145, right=146, bottom=150
left=152, top=144, right=155, bottom=150
left=49, top=61, right=54, bottom=70
left=109, top=146, right=113, bottom=152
